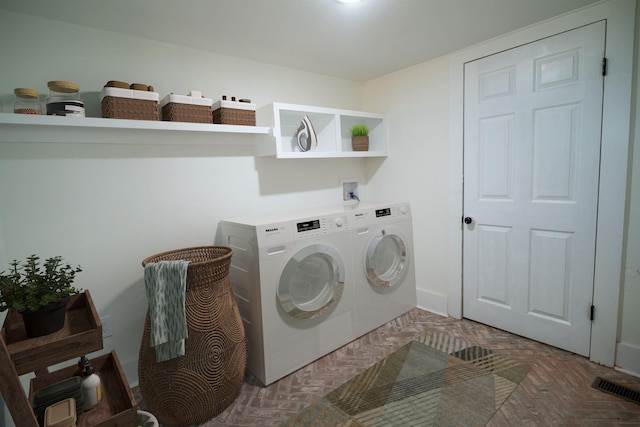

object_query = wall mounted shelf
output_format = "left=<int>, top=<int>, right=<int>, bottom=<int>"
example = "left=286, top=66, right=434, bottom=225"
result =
left=259, top=102, right=387, bottom=159
left=0, top=105, right=387, bottom=159
left=0, top=113, right=271, bottom=146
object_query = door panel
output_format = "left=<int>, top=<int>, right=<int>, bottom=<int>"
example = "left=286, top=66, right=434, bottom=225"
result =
left=463, top=22, right=605, bottom=356
left=477, top=225, right=511, bottom=306
left=529, top=229, right=572, bottom=321
left=479, top=115, right=514, bottom=199
left=532, top=104, right=578, bottom=201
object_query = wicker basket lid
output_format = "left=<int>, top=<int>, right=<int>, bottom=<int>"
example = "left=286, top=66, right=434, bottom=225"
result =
left=14, top=88, right=39, bottom=98
left=47, top=80, right=80, bottom=93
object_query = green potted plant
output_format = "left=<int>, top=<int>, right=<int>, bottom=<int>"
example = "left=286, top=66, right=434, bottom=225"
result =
left=351, top=124, right=369, bottom=151
left=0, top=255, right=82, bottom=337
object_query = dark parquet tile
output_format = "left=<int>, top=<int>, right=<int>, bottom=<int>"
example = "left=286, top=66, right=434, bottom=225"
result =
left=134, top=308, right=640, bottom=426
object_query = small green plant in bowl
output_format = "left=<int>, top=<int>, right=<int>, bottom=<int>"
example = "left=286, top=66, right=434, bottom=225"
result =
left=351, top=124, right=370, bottom=151
left=0, top=255, right=82, bottom=337
left=351, top=124, right=369, bottom=137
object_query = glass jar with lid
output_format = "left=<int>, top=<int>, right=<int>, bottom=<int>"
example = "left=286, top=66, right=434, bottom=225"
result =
left=46, top=80, right=85, bottom=117
left=13, top=88, right=43, bottom=114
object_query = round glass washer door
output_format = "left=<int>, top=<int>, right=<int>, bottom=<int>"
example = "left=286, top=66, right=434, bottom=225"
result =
left=365, top=229, right=408, bottom=289
left=277, top=244, right=345, bottom=320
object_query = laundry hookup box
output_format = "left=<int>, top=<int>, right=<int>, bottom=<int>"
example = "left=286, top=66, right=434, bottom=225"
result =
left=212, top=99, right=256, bottom=126
left=160, top=92, right=213, bottom=124
left=100, top=86, right=160, bottom=121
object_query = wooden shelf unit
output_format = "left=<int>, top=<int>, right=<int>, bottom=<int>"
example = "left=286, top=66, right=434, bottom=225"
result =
left=0, top=290, right=137, bottom=426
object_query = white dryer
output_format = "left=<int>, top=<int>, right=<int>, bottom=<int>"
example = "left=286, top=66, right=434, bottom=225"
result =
left=217, top=207, right=355, bottom=385
left=349, top=202, right=417, bottom=337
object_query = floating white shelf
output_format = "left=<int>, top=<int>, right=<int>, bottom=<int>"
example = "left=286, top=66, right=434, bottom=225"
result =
left=0, top=106, right=387, bottom=159
left=0, top=113, right=271, bottom=146
left=260, top=103, right=387, bottom=159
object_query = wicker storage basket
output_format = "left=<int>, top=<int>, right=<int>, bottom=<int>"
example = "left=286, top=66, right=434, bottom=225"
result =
left=100, top=87, right=159, bottom=121
left=212, top=100, right=256, bottom=126
left=352, top=135, right=369, bottom=151
left=138, top=246, right=246, bottom=427
left=160, top=94, right=213, bottom=124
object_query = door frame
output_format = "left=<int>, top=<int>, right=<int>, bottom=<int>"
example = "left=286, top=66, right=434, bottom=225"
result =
left=448, top=0, right=635, bottom=366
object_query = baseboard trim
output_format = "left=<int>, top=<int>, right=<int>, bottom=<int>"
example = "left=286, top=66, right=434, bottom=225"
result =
left=615, top=341, right=640, bottom=376
left=416, top=288, right=448, bottom=317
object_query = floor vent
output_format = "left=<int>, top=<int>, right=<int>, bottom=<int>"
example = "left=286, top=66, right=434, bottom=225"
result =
left=592, top=377, right=640, bottom=405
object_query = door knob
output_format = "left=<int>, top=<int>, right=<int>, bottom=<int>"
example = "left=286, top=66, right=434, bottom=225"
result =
left=464, top=217, right=473, bottom=224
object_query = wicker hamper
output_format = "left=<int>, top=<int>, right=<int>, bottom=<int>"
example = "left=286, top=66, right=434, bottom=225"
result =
left=212, top=99, right=256, bottom=126
left=138, top=246, right=246, bottom=427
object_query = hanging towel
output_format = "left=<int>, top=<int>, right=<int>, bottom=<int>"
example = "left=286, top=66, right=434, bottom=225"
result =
left=144, top=260, right=190, bottom=362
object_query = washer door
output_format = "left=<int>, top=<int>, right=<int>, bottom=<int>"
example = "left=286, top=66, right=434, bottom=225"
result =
left=366, top=229, right=408, bottom=289
left=277, top=244, right=345, bottom=320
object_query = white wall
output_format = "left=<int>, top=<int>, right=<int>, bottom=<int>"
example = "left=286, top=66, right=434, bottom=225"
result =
left=362, top=57, right=451, bottom=315
left=0, top=11, right=370, bottom=413
left=616, top=0, right=640, bottom=375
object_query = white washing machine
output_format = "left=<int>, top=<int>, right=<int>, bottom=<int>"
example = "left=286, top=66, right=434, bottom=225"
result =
left=349, top=202, right=417, bottom=337
left=217, top=207, right=355, bottom=385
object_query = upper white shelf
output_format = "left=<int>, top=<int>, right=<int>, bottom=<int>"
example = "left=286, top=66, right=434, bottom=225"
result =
left=258, top=102, right=387, bottom=159
left=0, top=113, right=271, bottom=145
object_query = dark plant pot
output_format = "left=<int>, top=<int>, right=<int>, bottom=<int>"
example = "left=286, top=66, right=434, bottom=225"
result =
left=21, top=296, right=70, bottom=338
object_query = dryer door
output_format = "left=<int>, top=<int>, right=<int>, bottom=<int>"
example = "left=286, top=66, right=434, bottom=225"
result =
left=277, top=244, right=345, bottom=320
left=366, top=228, right=408, bottom=289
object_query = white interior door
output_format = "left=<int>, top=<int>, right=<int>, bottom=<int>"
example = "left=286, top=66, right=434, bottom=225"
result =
left=463, top=21, right=605, bottom=356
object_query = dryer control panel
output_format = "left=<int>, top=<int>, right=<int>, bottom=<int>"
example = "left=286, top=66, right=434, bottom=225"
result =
left=374, top=204, right=411, bottom=222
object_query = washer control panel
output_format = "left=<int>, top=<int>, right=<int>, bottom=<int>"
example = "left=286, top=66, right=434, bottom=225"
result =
left=374, top=207, right=392, bottom=218
left=294, top=214, right=349, bottom=239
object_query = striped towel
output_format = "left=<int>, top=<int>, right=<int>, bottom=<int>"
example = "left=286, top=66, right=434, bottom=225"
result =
left=144, top=260, right=190, bottom=362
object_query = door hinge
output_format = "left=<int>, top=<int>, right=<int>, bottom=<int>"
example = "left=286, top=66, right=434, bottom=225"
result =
left=602, top=57, right=607, bottom=76
left=590, top=304, right=595, bottom=321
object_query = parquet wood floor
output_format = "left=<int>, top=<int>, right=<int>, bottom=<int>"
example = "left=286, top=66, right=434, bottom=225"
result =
left=135, top=308, right=640, bottom=426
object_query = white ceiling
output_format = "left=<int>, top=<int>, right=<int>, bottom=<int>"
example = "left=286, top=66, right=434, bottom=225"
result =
left=1, top=0, right=601, bottom=82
